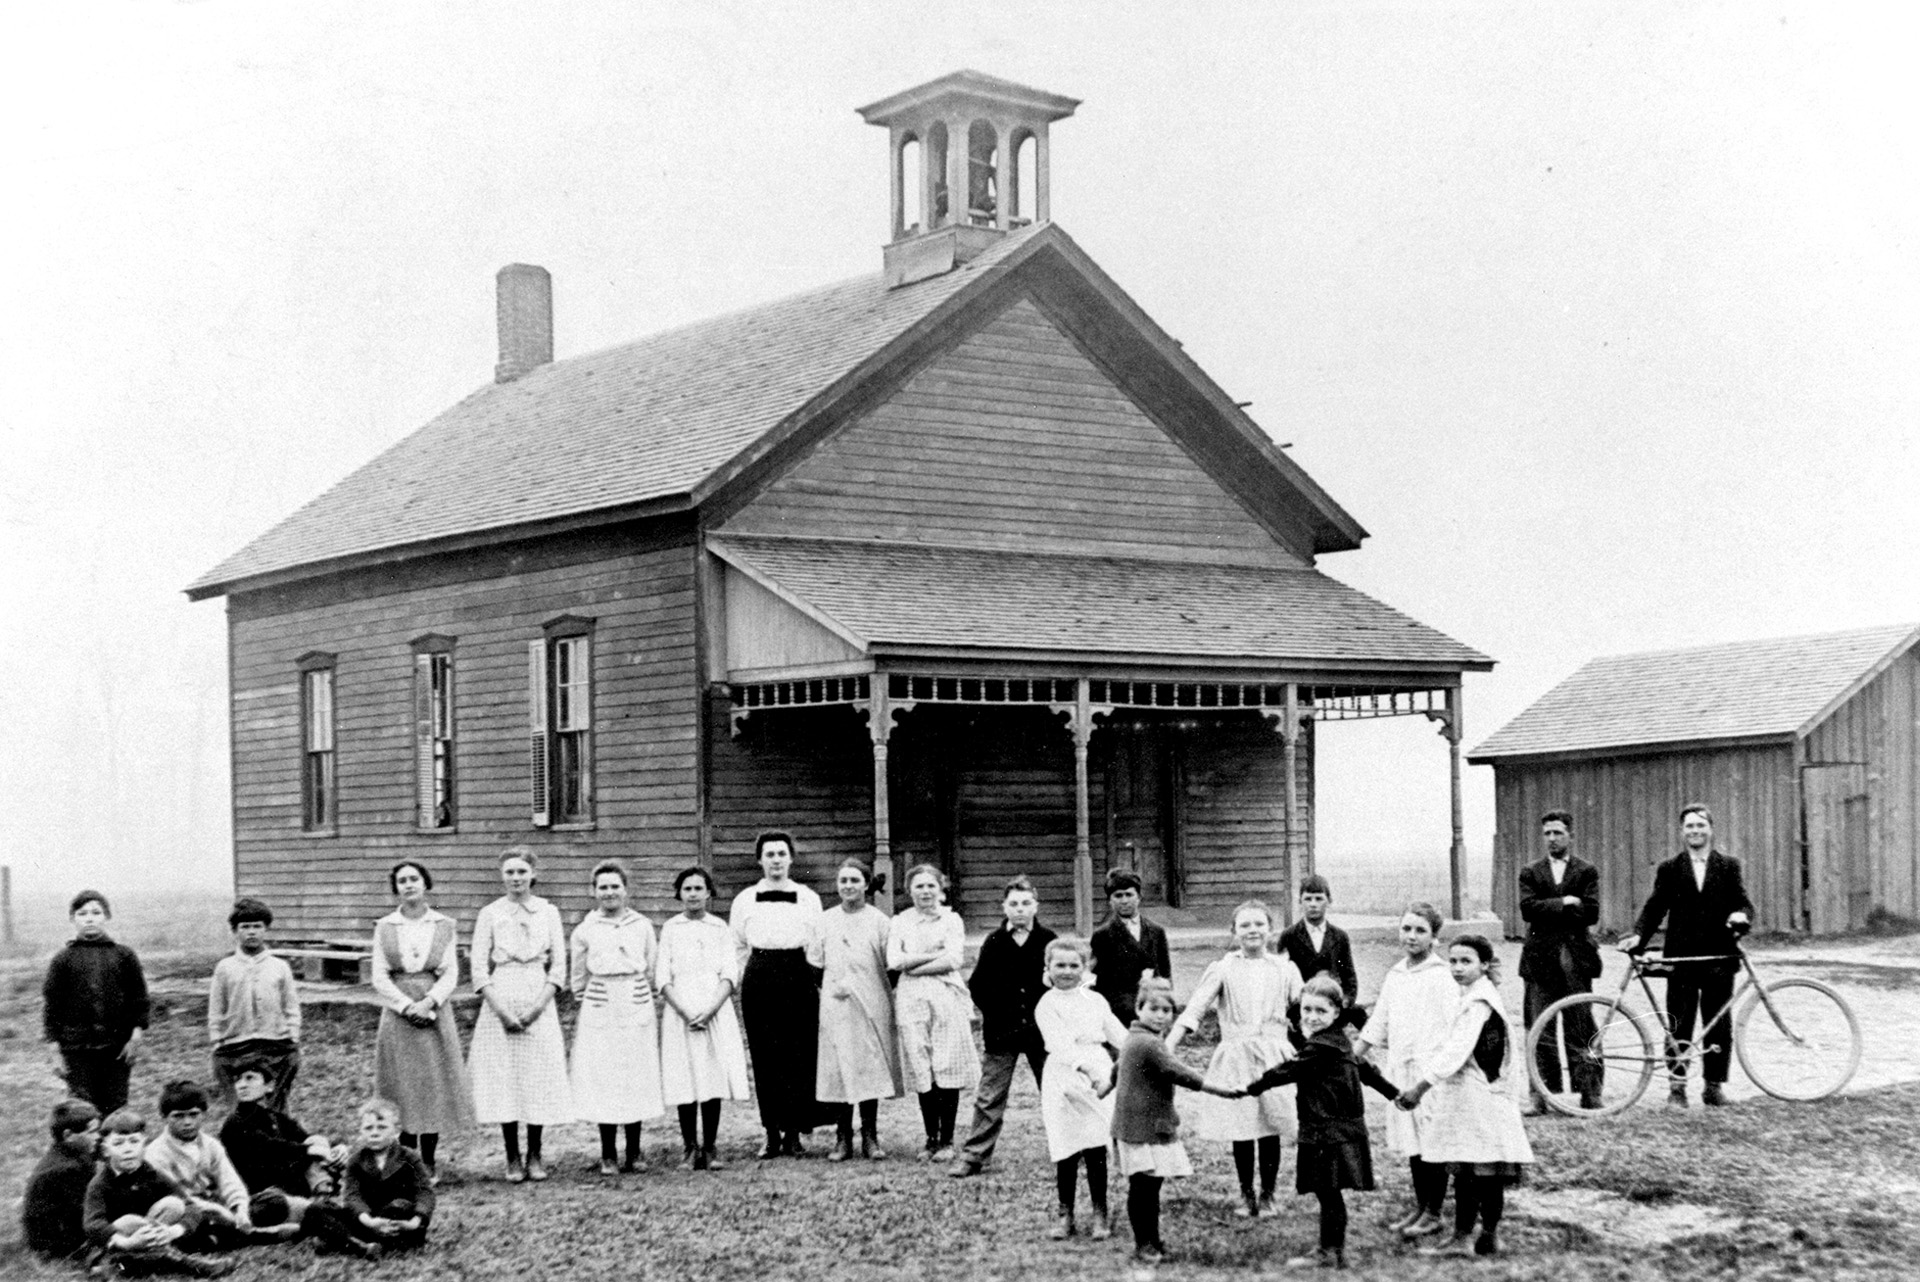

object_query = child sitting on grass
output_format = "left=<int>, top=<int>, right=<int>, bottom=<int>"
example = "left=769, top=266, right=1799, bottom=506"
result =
left=1035, top=936, right=1129, bottom=1241
left=22, top=1098, right=101, bottom=1263
left=1114, top=977, right=1244, bottom=1265
left=83, top=1107, right=236, bottom=1278
left=216, top=1058, right=347, bottom=1237
left=329, top=1096, right=436, bottom=1257
left=1247, top=975, right=1401, bottom=1269
left=143, top=1080, right=255, bottom=1247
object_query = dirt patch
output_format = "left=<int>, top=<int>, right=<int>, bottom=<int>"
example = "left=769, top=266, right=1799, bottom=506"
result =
left=1518, top=1186, right=1745, bottom=1246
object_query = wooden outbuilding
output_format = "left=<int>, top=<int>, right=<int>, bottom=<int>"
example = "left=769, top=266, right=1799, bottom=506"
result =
left=1471, top=623, right=1920, bottom=936
left=187, top=72, right=1491, bottom=938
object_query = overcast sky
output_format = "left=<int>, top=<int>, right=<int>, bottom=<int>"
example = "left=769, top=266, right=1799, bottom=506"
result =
left=4, top=1, right=1915, bottom=904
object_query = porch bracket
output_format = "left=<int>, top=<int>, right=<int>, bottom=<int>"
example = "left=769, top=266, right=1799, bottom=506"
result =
left=1049, top=681, right=1111, bottom=936
left=1263, top=687, right=1312, bottom=925
left=1427, top=691, right=1467, bottom=921
left=867, top=690, right=906, bottom=915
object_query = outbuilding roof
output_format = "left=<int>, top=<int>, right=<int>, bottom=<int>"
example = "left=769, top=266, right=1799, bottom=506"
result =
left=711, top=535, right=1492, bottom=670
left=1469, top=623, right=1920, bottom=761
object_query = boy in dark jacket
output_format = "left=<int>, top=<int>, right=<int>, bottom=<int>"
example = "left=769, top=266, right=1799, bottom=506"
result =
left=1248, top=975, right=1401, bottom=1269
left=1090, top=870, right=1173, bottom=1027
left=83, top=1108, right=235, bottom=1278
left=1275, top=875, right=1361, bottom=1021
left=22, top=1099, right=100, bottom=1261
left=217, top=1059, right=347, bottom=1236
left=950, top=876, right=1057, bottom=1178
left=301, top=1097, right=434, bottom=1258
left=43, top=889, right=149, bottom=1113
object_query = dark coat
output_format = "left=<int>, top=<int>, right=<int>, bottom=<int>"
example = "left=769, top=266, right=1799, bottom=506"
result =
left=1247, top=1027, right=1399, bottom=1146
left=219, top=1100, right=315, bottom=1195
left=342, top=1144, right=435, bottom=1226
left=42, top=936, right=149, bottom=1050
left=1518, top=855, right=1602, bottom=983
left=1632, top=850, right=1755, bottom=961
left=23, top=1142, right=97, bottom=1259
left=1276, top=919, right=1359, bottom=1005
left=1090, top=916, right=1172, bottom=1025
left=1111, top=1023, right=1208, bottom=1145
left=967, top=922, right=1058, bottom=1054
left=83, top=1161, right=183, bottom=1248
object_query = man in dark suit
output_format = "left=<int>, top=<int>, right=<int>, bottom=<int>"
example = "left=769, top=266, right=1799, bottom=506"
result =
left=1518, top=810, right=1603, bottom=1113
left=1089, top=869, right=1172, bottom=1026
left=1619, top=803, right=1754, bottom=1108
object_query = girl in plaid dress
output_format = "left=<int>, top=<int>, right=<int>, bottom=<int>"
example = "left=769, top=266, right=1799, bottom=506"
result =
left=467, top=847, right=573, bottom=1183
left=887, top=864, right=979, bottom=1161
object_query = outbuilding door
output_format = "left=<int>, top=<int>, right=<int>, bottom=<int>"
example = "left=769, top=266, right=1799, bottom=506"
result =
left=1803, top=763, right=1870, bottom=932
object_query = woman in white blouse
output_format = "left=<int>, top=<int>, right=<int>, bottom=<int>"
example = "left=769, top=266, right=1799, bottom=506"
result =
left=728, top=830, right=826, bottom=1159
left=568, top=860, right=664, bottom=1175
left=467, top=846, right=573, bottom=1182
left=658, top=866, right=750, bottom=1170
left=887, top=862, right=980, bottom=1161
left=370, top=859, right=473, bottom=1182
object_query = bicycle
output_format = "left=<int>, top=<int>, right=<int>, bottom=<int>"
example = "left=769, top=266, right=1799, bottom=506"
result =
left=1524, top=939, right=1862, bottom=1117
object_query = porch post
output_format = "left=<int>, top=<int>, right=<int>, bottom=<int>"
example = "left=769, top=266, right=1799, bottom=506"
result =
left=1445, top=686, right=1466, bottom=921
left=1073, top=677, right=1094, bottom=936
left=1280, top=684, right=1301, bottom=927
left=869, top=686, right=896, bottom=915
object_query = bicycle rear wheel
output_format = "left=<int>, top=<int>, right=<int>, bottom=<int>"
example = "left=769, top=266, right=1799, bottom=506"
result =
left=1735, top=978, right=1861, bottom=1101
left=1525, top=994, right=1657, bottom=1117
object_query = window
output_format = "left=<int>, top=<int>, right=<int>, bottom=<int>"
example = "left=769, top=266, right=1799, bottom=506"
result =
left=529, top=617, right=594, bottom=827
left=412, top=636, right=456, bottom=830
left=298, top=653, right=336, bottom=832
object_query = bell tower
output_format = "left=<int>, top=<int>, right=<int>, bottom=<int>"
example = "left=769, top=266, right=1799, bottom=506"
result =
left=858, top=70, right=1079, bottom=288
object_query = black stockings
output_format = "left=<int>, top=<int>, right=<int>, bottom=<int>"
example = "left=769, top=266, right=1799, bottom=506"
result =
left=1317, top=1188, right=1348, bottom=1250
left=1054, top=1146, right=1109, bottom=1215
left=1232, top=1136, right=1281, bottom=1198
left=1454, top=1172, right=1505, bottom=1237
left=1411, top=1158, right=1449, bottom=1214
left=399, top=1132, right=439, bottom=1168
left=598, top=1123, right=643, bottom=1164
left=677, top=1099, right=723, bottom=1152
left=836, top=1099, right=880, bottom=1138
left=917, top=1087, right=960, bottom=1146
left=500, top=1122, right=543, bottom=1164
left=1127, top=1174, right=1163, bottom=1249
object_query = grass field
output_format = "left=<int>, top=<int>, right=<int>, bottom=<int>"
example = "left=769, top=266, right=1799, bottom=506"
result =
left=3, top=960, right=1917, bottom=1282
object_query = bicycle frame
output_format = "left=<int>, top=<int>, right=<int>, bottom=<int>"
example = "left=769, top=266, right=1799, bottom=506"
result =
left=1609, top=944, right=1765, bottom=1068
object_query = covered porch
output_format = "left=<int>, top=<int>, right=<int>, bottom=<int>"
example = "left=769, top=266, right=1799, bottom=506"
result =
left=702, top=536, right=1491, bottom=931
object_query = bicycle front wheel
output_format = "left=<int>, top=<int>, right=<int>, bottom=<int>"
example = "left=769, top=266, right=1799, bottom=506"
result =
left=1735, top=977, right=1861, bottom=1101
left=1525, top=994, right=1658, bottom=1118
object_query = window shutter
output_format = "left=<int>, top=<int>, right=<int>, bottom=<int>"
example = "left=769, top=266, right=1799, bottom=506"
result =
left=573, top=635, right=592, bottom=729
left=414, top=652, right=436, bottom=829
left=528, top=640, right=550, bottom=827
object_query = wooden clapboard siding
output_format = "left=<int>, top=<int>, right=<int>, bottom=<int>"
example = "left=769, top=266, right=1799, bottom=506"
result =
left=227, top=522, right=702, bottom=939
left=1487, top=743, right=1799, bottom=937
left=1802, top=648, right=1920, bottom=921
left=718, top=298, right=1308, bottom=567
left=1180, top=714, right=1312, bottom=912
left=703, top=696, right=876, bottom=912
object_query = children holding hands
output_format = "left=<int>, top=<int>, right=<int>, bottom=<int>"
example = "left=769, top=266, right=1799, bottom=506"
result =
left=1168, top=898, right=1304, bottom=1219
left=1115, top=977, right=1245, bottom=1263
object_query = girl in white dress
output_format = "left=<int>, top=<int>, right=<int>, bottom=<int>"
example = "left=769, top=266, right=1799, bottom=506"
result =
left=657, top=867, right=749, bottom=1171
left=888, top=863, right=980, bottom=1161
left=569, top=860, right=664, bottom=1175
left=1167, top=899, right=1304, bottom=1218
left=1035, top=936, right=1129, bottom=1240
left=1395, top=934, right=1534, bottom=1258
left=809, top=858, right=902, bottom=1161
left=370, top=860, right=473, bottom=1182
left=467, top=847, right=573, bottom=1183
left=1354, top=901, right=1459, bottom=1238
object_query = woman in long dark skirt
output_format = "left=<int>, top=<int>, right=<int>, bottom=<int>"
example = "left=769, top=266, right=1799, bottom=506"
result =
left=727, top=831, right=826, bottom=1158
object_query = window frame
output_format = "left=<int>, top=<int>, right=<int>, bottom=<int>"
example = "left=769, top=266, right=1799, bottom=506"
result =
left=297, top=651, right=337, bottom=835
left=412, top=635, right=457, bottom=832
left=531, top=615, right=595, bottom=829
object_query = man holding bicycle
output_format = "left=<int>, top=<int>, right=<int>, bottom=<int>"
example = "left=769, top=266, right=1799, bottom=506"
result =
left=1518, top=811, right=1602, bottom=1114
left=1617, top=804, right=1753, bottom=1108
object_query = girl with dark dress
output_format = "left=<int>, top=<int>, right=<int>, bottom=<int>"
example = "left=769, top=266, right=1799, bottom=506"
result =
left=1247, top=975, right=1402, bottom=1269
left=727, top=831, right=826, bottom=1157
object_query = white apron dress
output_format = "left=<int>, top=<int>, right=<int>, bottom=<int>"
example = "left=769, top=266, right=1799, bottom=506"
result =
left=1176, top=951, right=1303, bottom=1141
left=887, top=907, right=980, bottom=1093
left=810, top=904, right=903, bottom=1104
left=1418, top=977, right=1535, bottom=1171
left=655, top=912, right=750, bottom=1106
left=569, top=909, right=665, bottom=1124
left=467, top=894, right=574, bottom=1125
left=1036, top=985, right=1129, bottom=1161
left=1356, top=952, right=1457, bottom=1158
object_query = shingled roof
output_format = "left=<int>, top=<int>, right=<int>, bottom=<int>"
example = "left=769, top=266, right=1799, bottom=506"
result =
left=1469, top=623, right=1920, bottom=761
left=188, top=226, right=1055, bottom=597
left=711, top=535, right=1491, bottom=669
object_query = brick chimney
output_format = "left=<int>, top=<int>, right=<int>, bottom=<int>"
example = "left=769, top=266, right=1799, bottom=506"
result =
left=494, top=263, right=553, bottom=382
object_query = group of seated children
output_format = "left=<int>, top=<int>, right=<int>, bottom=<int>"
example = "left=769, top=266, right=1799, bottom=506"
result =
left=25, top=1062, right=435, bottom=1275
